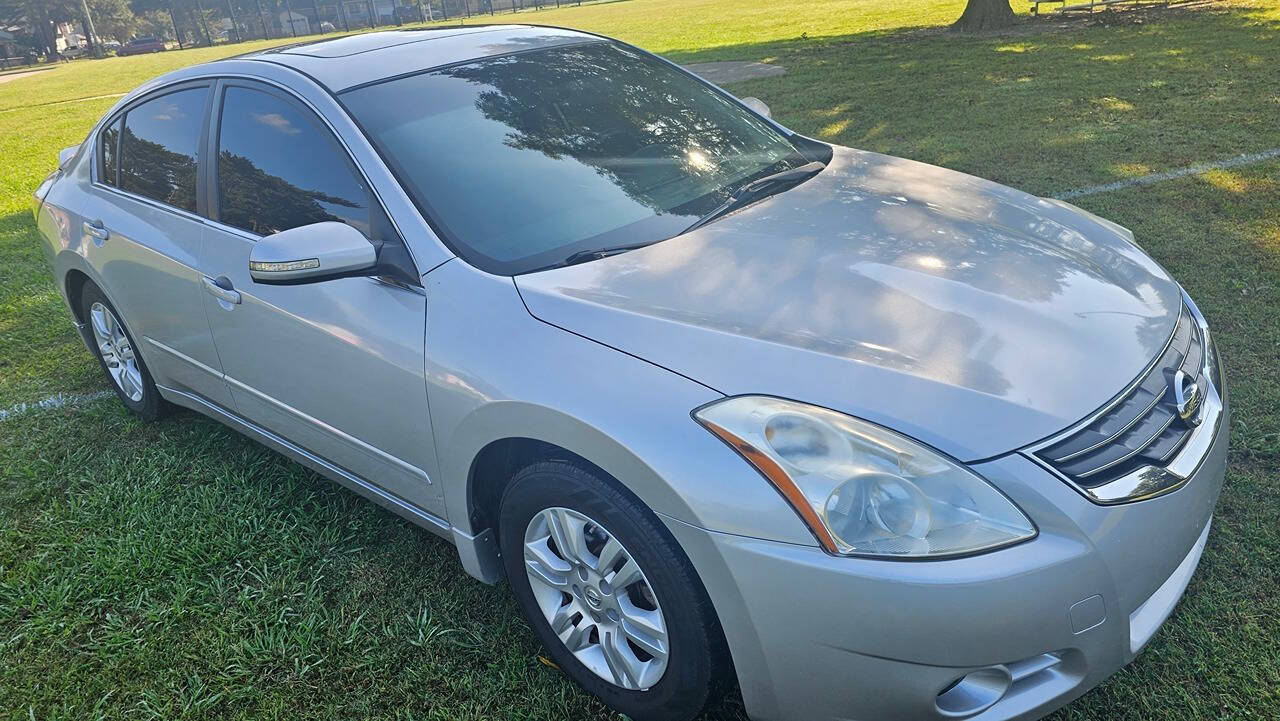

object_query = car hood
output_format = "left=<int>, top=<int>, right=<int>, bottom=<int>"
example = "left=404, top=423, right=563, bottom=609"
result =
left=515, top=146, right=1182, bottom=461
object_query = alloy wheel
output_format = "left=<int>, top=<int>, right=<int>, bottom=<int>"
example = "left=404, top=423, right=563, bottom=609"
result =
left=523, top=506, right=669, bottom=691
left=89, top=301, right=144, bottom=402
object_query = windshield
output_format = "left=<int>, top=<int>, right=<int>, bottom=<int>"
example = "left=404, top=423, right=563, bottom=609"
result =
left=343, top=40, right=813, bottom=274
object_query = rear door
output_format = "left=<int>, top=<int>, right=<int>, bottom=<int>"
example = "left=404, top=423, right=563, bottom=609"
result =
left=81, top=82, right=233, bottom=408
left=197, top=79, right=440, bottom=514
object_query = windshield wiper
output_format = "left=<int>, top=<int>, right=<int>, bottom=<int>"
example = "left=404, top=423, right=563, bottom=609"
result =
left=680, top=160, right=826, bottom=235
left=561, top=240, right=659, bottom=267
left=552, top=161, right=825, bottom=270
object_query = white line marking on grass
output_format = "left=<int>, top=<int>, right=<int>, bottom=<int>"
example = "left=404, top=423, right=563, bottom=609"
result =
left=1057, top=148, right=1280, bottom=200
left=0, top=391, right=112, bottom=422
left=0, top=92, right=126, bottom=114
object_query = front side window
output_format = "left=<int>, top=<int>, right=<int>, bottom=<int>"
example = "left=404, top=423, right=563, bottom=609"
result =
left=100, top=118, right=120, bottom=187
left=343, top=40, right=814, bottom=274
left=215, top=86, right=371, bottom=237
left=118, top=87, right=206, bottom=212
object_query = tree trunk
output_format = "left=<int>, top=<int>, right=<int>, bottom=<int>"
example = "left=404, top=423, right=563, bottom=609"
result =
left=36, top=6, right=58, bottom=57
left=952, top=0, right=1016, bottom=31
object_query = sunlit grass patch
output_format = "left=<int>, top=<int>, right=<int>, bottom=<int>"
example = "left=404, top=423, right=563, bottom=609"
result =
left=1093, top=96, right=1136, bottom=111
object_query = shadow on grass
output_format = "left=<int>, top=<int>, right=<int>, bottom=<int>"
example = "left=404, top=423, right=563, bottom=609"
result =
left=664, top=4, right=1280, bottom=196
left=0, top=211, right=104, bottom=407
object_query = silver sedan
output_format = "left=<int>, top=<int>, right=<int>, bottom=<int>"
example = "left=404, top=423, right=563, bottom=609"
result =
left=34, top=25, right=1227, bottom=721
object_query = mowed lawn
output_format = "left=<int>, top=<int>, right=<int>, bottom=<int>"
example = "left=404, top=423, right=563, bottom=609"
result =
left=1, top=1, right=1278, bottom=719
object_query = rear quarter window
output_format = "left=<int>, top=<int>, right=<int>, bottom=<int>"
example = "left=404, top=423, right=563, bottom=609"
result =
left=100, top=118, right=120, bottom=186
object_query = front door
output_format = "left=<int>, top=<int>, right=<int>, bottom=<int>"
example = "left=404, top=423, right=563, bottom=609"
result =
left=198, top=79, right=440, bottom=514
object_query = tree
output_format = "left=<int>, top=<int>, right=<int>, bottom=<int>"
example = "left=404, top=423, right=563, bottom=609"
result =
left=952, top=0, right=1016, bottom=32
left=134, top=8, right=172, bottom=38
left=0, top=0, right=72, bottom=55
left=0, top=0, right=142, bottom=52
left=90, top=0, right=139, bottom=42
left=217, top=150, right=358, bottom=235
left=131, top=0, right=218, bottom=46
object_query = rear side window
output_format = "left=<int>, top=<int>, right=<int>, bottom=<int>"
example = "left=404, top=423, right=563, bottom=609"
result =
left=100, top=118, right=120, bottom=187
left=119, top=87, right=207, bottom=212
left=215, top=86, right=371, bottom=237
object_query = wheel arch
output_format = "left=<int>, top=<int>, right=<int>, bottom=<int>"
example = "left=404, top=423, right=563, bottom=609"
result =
left=64, top=267, right=93, bottom=323
left=466, top=436, right=654, bottom=547
left=54, top=251, right=113, bottom=351
left=467, top=436, right=560, bottom=537
left=452, top=400, right=708, bottom=525
left=443, top=399, right=716, bottom=584
left=57, top=258, right=123, bottom=321
left=55, top=258, right=165, bottom=394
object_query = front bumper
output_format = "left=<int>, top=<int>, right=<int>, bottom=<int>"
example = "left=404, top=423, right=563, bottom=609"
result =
left=664, top=394, right=1228, bottom=721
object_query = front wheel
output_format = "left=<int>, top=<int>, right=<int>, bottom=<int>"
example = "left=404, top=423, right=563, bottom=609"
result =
left=499, top=460, right=730, bottom=721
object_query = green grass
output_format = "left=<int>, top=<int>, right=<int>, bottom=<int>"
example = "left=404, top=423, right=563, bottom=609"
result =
left=1, top=0, right=1278, bottom=718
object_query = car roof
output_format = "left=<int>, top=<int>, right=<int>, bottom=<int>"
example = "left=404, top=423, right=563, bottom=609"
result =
left=232, top=24, right=600, bottom=93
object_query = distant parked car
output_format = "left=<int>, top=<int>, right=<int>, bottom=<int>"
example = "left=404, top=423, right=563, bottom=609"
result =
left=118, top=37, right=165, bottom=56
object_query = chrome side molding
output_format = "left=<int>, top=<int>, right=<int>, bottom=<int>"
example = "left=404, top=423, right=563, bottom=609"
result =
left=155, top=383, right=451, bottom=537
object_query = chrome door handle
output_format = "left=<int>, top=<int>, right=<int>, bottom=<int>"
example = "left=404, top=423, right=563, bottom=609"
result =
left=82, top=220, right=109, bottom=241
left=202, top=276, right=241, bottom=305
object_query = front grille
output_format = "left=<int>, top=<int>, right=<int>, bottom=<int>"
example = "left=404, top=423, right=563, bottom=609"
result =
left=1036, top=305, right=1204, bottom=488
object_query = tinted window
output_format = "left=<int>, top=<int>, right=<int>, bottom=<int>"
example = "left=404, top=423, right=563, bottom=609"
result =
left=344, top=41, right=811, bottom=275
left=216, top=86, right=371, bottom=237
left=100, top=118, right=120, bottom=187
left=119, top=87, right=206, bottom=212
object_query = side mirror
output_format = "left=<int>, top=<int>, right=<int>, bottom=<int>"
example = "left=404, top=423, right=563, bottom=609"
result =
left=58, top=144, right=80, bottom=169
left=740, top=96, right=772, bottom=119
left=249, top=221, right=376, bottom=284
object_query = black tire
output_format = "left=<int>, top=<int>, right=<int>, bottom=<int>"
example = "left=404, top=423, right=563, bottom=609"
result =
left=79, top=283, right=169, bottom=421
left=499, top=460, right=731, bottom=721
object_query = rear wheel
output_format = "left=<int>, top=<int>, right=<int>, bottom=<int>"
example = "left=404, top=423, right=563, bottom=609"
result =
left=80, top=284, right=168, bottom=421
left=499, top=460, right=730, bottom=721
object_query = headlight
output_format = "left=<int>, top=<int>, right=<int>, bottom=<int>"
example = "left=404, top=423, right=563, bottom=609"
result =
left=694, top=396, right=1036, bottom=558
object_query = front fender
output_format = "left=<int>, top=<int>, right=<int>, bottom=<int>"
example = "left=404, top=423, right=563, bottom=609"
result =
left=443, top=397, right=787, bottom=537
left=423, top=261, right=817, bottom=582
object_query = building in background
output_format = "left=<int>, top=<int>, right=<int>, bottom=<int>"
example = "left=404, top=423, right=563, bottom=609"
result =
left=53, top=21, right=85, bottom=55
left=279, top=10, right=311, bottom=36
